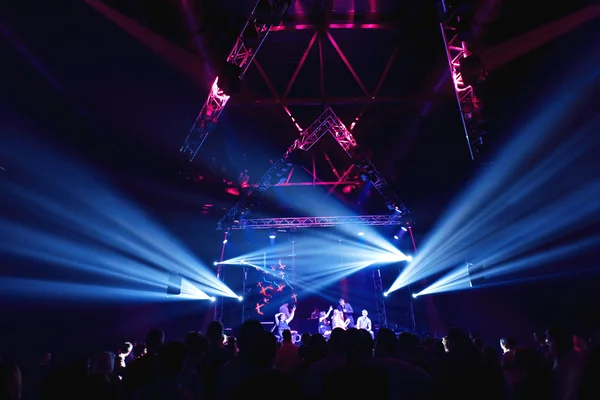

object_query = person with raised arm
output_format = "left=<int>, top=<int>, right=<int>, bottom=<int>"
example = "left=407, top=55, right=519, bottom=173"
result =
left=275, top=304, right=297, bottom=341
left=318, top=306, right=334, bottom=337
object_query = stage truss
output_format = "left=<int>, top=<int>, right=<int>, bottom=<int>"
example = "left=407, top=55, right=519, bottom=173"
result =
left=180, top=0, right=291, bottom=161
left=193, top=2, right=415, bottom=329
left=217, top=106, right=409, bottom=230
left=215, top=106, right=410, bottom=329
left=229, top=215, right=405, bottom=230
left=373, top=268, right=388, bottom=328
left=439, top=0, right=488, bottom=160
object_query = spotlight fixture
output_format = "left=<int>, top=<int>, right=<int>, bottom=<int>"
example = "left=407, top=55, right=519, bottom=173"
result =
left=213, top=262, right=218, bottom=266
left=269, top=230, right=276, bottom=239
left=383, top=292, right=388, bottom=297
left=210, top=296, right=216, bottom=302
left=412, top=293, right=418, bottom=299
left=237, top=295, right=244, bottom=301
left=394, top=235, right=399, bottom=240
left=357, top=231, right=365, bottom=236
left=406, top=256, right=413, bottom=262
left=401, top=227, right=407, bottom=232
left=223, top=239, right=228, bottom=244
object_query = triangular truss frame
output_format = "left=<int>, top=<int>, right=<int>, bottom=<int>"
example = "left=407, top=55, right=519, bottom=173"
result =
left=217, top=106, right=410, bottom=230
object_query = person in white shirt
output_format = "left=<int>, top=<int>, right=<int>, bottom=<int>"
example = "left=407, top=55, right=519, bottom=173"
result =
left=356, top=309, right=373, bottom=338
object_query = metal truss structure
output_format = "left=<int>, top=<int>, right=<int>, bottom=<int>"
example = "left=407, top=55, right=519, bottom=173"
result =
left=241, top=264, right=252, bottom=322
left=229, top=215, right=405, bottom=230
left=373, top=268, right=388, bottom=329
left=217, top=106, right=409, bottom=230
left=439, top=0, right=487, bottom=160
left=180, top=0, right=291, bottom=161
left=197, top=3, right=411, bottom=326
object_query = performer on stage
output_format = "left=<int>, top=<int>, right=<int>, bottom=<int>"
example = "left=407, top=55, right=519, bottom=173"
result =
left=356, top=309, right=373, bottom=338
left=275, top=304, right=297, bottom=340
left=310, top=307, right=319, bottom=320
left=331, top=309, right=350, bottom=330
left=337, top=298, right=355, bottom=328
left=279, top=302, right=292, bottom=319
left=318, top=306, right=333, bottom=338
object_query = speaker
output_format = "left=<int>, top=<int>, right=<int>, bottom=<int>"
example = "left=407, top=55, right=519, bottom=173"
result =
left=167, top=273, right=182, bottom=296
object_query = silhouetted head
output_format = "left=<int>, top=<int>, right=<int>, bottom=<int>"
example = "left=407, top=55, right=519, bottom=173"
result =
left=301, top=332, right=311, bottom=345
left=185, top=331, right=208, bottom=356
left=246, top=330, right=276, bottom=367
left=237, top=320, right=264, bottom=353
left=375, top=328, right=397, bottom=357
left=158, top=341, right=187, bottom=378
left=206, top=321, right=224, bottom=346
left=146, top=329, right=165, bottom=354
left=328, top=328, right=346, bottom=355
left=282, top=330, right=292, bottom=342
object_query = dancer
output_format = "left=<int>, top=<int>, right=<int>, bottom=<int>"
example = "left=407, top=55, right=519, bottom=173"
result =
left=331, top=309, right=350, bottom=330
left=279, top=301, right=291, bottom=319
left=318, top=306, right=333, bottom=338
left=337, top=298, right=355, bottom=328
left=275, top=304, right=297, bottom=340
left=356, top=309, right=373, bottom=338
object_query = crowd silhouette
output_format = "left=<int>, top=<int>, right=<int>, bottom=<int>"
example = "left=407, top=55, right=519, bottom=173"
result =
left=1, top=320, right=599, bottom=400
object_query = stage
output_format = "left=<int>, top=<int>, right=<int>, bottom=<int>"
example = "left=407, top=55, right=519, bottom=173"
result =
left=213, top=227, right=416, bottom=335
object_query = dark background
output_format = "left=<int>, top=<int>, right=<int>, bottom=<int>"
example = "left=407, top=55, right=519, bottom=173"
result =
left=1, top=0, right=600, bottom=363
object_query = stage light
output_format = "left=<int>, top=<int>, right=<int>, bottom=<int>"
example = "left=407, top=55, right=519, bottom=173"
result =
left=358, top=231, right=365, bottom=236
left=223, top=239, right=228, bottom=244
left=412, top=293, right=418, bottom=298
left=383, top=291, right=388, bottom=297
left=401, top=227, right=408, bottom=232
left=394, top=235, right=399, bottom=240
left=406, top=256, right=413, bottom=262
left=210, top=296, right=216, bottom=302
left=269, top=230, right=276, bottom=239
left=213, top=262, right=218, bottom=266
left=237, top=295, right=243, bottom=301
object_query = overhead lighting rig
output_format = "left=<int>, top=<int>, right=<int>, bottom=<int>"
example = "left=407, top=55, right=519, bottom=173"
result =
left=439, top=0, right=488, bottom=160
left=227, top=215, right=405, bottom=230
left=180, top=0, right=291, bottom=161
left=217, top=107, right=410, bottom=230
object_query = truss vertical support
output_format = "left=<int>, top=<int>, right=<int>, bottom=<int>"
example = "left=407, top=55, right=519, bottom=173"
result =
left=373, top=268, right=388, bottom=329
left=214, top=277, right=224, bottom=322
left=242, top=265, right=252, bottom=323
left=180, top=0, right=284, bottom=161
left=439, top=0, right=487, bottom=160
left=214, top=231, right=229, bottom=322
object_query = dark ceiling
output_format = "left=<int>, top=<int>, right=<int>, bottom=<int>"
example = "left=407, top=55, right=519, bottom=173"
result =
left=1, top=0, right=598, bottom=227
